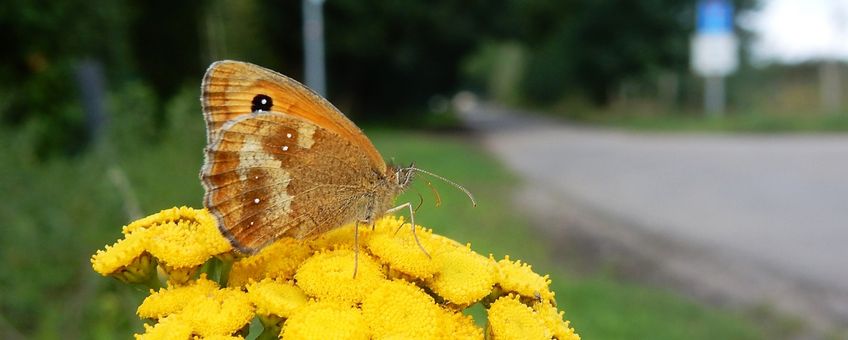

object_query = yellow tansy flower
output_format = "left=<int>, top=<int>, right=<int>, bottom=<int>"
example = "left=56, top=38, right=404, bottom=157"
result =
left=437, top=308, right=484, bottom=340
left=294, top=249, right=386, bottom=305
left=123, top=206, right=215, bottom=235
left=429, top=231, right=467, bottom=248
left=307, top=222, right=359, bottom=250
left=495, top=256, right=554, bottom=301
left=247, top=279, right=308, bottom=319
left=138, top=276, right=253, bottom=336
left=92, top=207, right=231, bottom=286
left=228, top=237, right=312, bottom=287
left=487, top=294, right=552, bottom=340
left=365, top=219, right=440, bottom=279
left=533, top=300, right=581, bottom=340
left=134, top=315, right=192, bottom=340
left=157, top=262, right=197, bottom=285
left=199, top=336, right=244, bottom=340
left=426, top=245, right=495, bottom=306
left=281, top=301, right=369, bottom=340
left=94, top=208, right=581, bottom=339
left=361, top=279, right=441, bottom=339
left=144, top=215, right=231, bottom=269
left=177, top=287, right=253, bottom=337
left=91, top=228, right=151, bottom=276
left=138, top=277, right=219, bottom=319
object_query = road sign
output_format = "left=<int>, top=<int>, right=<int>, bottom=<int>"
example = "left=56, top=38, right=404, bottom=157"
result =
left=692, top=0, right=737, bottom=76
left=691, top=34, right=738, bottom=77
left=697, top=0, right=734, bottom=34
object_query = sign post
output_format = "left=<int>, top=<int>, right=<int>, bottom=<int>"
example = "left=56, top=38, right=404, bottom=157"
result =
left=691, top=0, right=738, bottom=117
left=303, top=0, right=327, bottom=97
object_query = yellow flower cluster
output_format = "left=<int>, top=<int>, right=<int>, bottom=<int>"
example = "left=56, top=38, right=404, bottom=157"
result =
left=91, top=206, right=232, bottom=285
left=91, top=207, right=580, bottom=339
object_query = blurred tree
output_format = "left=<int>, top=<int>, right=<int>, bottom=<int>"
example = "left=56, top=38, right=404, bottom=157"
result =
left=0, top=0, right=760, bottom=159
left=486, top=0, right=757, bottom=106
left=567, top=0, right=693, bottom=105
left=0, top=0, right=134, bottom=158
left=249, top=1, right=305, bottom=82
left=317, top=0, right=503, bottom=121
left=204, top=0, right=280, bottom=66
left=128, top=1, right=206, bottom=107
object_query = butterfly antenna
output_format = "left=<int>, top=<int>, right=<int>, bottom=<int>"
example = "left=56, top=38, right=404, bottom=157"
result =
left=425, top=180, right=442, bottom=207
left=414, top=189, right=425, bottom=213
left=411, top=168, right=477, bottom=207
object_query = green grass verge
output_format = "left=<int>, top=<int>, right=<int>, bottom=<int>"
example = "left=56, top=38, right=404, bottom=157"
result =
left=554, top=278, right=765, bottom=340
left=547, top=106, right=848, bottom=133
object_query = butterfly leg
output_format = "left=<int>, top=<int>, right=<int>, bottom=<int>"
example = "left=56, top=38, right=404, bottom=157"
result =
left=386, top=202, right=431, bottom=258
left=353, top=220, right=360, bottom=279
left=386, top=204, right=407, bottom=235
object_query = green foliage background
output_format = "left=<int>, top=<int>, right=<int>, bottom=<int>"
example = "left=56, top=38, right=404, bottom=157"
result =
left=1, top=0, right=758, bottom=160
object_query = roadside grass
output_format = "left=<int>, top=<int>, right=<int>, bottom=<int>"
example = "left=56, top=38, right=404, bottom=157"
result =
left=547, top=105, right=848, bottom=133
left=554, top=277, right=765, bottom=340
left=0, top=84, right=771, bottom=338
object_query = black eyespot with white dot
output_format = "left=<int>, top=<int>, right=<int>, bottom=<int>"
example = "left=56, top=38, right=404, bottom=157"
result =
left=251, top=94, right=273, bottom=112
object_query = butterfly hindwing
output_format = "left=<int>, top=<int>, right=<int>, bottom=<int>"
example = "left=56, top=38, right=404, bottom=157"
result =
left=201, top=112, right=380, bottom=253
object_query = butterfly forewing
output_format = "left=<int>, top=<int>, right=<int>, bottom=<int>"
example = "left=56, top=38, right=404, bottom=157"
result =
left=201, top=60, right=386, bottom=173
left=202, top=112, right=381, bottom=253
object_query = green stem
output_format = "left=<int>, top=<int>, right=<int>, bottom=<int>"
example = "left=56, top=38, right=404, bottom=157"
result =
left=142, top=266, right=161, bottom=290
left=256, top=315, right=283, bottom=340
left=218, top=257, right=233, bottom=286
left=199, top=259, right=214, bottom=278
left=256, top=323, right=282, bottom=340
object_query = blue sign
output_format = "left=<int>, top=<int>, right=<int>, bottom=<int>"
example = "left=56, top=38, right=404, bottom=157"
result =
left=697, top=0, right=734, bottom=34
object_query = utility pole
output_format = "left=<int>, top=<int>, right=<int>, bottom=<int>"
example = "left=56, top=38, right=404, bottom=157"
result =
left=302, top=0, right=327, bottom=97
left=821, top=2, right=845, bottom=114
left=704, top=76, right=725, bottom=116
left=74, top=59, right=107, bottom=146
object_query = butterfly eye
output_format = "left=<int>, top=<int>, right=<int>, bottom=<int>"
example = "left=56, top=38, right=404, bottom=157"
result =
left=251, top=94, right=273, bottom=112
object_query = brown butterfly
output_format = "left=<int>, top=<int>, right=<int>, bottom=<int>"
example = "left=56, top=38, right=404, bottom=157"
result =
left=200, top=60, right=474, bottom=259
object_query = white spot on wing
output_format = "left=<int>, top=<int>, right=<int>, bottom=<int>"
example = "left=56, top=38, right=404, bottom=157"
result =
left=282, top=145, right=289, bottom=151
left=254, top=198, right=260, bottom=204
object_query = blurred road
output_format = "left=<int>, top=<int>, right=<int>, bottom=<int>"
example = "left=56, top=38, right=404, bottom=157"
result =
left=459, top=103, right=848, bottom=328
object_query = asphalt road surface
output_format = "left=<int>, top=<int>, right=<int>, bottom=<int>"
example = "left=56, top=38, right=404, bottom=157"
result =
left=459, top=103, right=848, bottom=329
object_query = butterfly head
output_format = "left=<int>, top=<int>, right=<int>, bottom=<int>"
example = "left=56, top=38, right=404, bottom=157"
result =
left=386, top=162, right=477, bottom=208
left=394, top=162, right=416, bottom=190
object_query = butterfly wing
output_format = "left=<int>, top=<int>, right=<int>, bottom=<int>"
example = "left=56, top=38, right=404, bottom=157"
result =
left=201, top=60, right=386, bottom=173
left=202, top=112, right=379, bottom=253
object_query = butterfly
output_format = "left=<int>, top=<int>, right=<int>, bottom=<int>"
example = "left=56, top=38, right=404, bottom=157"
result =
left=200, top=60, right=475, bottom=259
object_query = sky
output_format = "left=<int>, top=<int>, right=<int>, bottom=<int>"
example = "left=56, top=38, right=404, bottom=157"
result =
left=742, top=0, right=848, bottom=63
